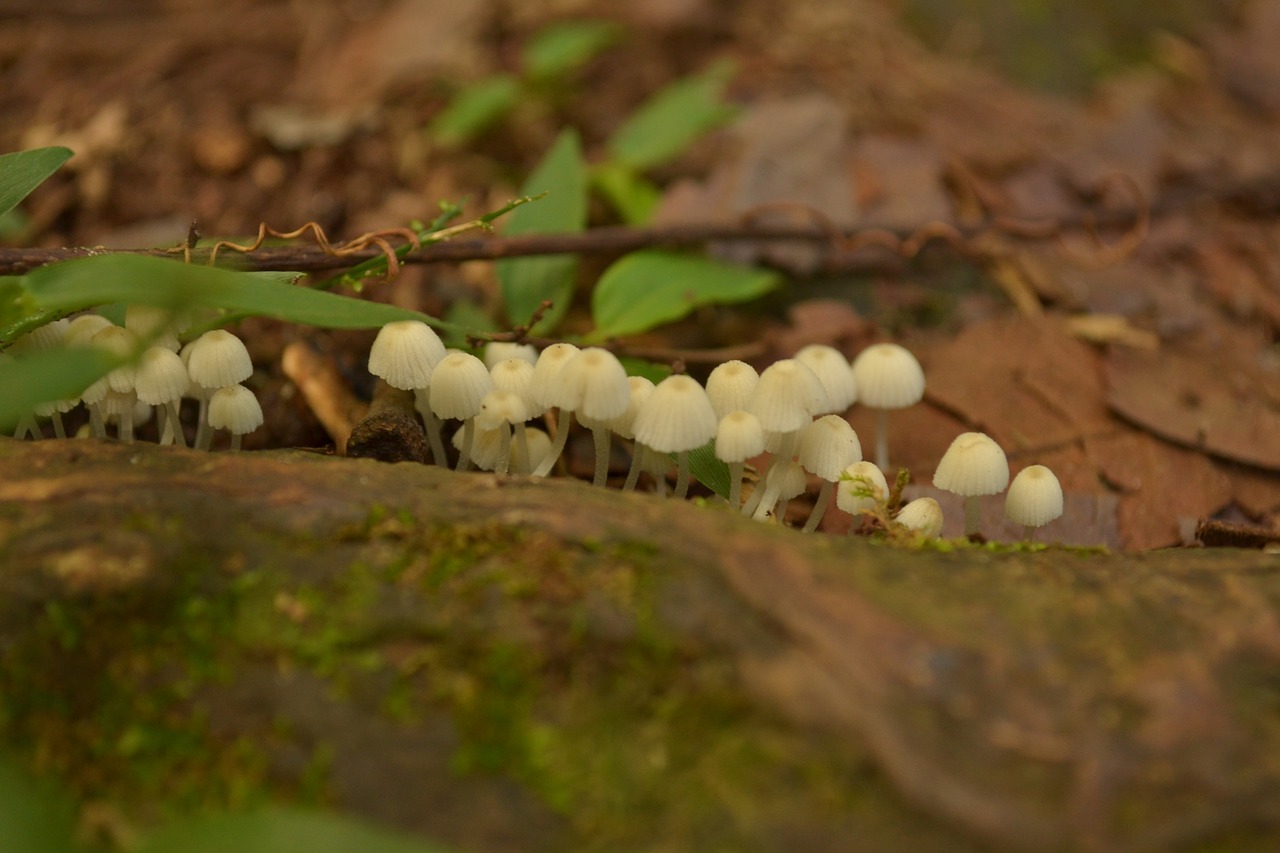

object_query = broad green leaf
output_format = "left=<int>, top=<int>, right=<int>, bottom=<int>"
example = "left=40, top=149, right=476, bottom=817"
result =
left=605, top=61, right=738, bottom=171
left=0, top=346, right=117, bottom=433
left=136, top=809, right=458, bottom=853
left=522, top=21, right=621, bottom=82
left=587, top=251, right=780, bottom=342
left=497, top=129, right=587, bottom=332
left=591, top=163, right=661, bottom=225
left=685, top=439, right=731, bottom=499
left=0, top=146, right=73, bottom=219
left=1, top=254, right=451, bottom=344
left=428, top=75, right=522, bottom=148
left=620, top=357, right=669, bottom=383
left=0, top=757, right=79, bottom=853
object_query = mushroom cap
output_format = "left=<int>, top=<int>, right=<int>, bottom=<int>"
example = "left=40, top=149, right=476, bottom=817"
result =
left=64, top=314, right=114, bottom=348
left=489, top=357, right=537, bottom=414
left=706, top=360, right=760, bottom=420
left=10, top=318, right=69, bottom=355
left=748, top=359, right=828, bottom=433
left=90, top=325, right=141, bottom=394
left=715, top=410, right=766, bottom=464
left=529, top=343, right=581, bottom=410
left=895, top=497, right=944, bottom=538
left=207, top=384, right=264, bottom=435
left=836, top=461, right=889, bottom=515
left=794, top=345, right=857, bottom=412
left=187, top=329, right=253, bottom=390
left=428, top=352, right=493, bottom=420
left=483, top=341, right=538, bottom=369
left=368, top=320, right=446, bottom=391
left=124, top=304, right=180, bottom=351
left=1005, top=464, right=1064, bottom=528
left=632, top=374, right=718, bottom=453
left=933, top=432, right=1009, bottom=497
left=797, top=414, right=863, bottom=481
left=851, top=343, right=925, bottom=410
left=603, top=375, right=655, bottom=439
left=453, top=422, right=505, bottom=470
left=547, top=347, right=630, bottom=421
left=765, top=460, right=808, bottom=502
left=134, top=346, right=190, bottom=405
left=475, top=390, right=529, bottom=431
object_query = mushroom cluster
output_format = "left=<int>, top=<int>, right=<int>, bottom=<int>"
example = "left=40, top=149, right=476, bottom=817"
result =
left=6, top=309, right=261, bottom=451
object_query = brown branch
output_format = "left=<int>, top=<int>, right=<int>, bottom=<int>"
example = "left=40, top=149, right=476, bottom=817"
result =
left=4, top=170, right=1279, bottom=277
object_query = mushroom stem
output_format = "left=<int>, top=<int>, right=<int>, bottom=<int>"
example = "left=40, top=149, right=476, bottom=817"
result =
left=420, top=407, right=447, bottom=466
left=160, top=401, right=185, bottom=446
left=531, top=409, right=572, bottom=478
left=456, top=419, right=476, bottom=472
left=728, top=461, right=744, bottom=508
left=750, top=431, right=798, bottom=520
left=591, top=425, right=611, bottom=487
left=673, top=451, right=691, bottom=499
left=963, top=496, right=982, bottom=537
left=622, top=444, right=643, bottom=492
left=513, top=427, right=531, bottom=474
left=119, top=408, right=134, bottom=443
left=874, top=408, right=890, bottom=472
left=195, top=398, right=212, bottom=450
left=495, top=425, right=514, bottom=476
left=51, top=413, right=66, bottom=440
left=88, top=403, right=106, bottom=439
left=13, top=415, right=37, bottom=440
left=230, top=433, right=243, bottom=451
left=802, top=480, right=834, bottom=533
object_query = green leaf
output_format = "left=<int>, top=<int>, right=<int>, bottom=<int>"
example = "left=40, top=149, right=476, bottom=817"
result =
left=497, top=129, right=588, bottom=332
left=0, top=346, right=119, bottom=433
left=136, top=809, right=458, bottom=853
left=605, top=61, right=738, bottom=171
left=685, top=439, right=731, bottom=500
left=0, top=146, right=73, bottom=219
left=591, top=163, right=661, bottom=225
left=522, top=21, right=621, bottom=82
left=1, top=255, right=451, bottom=344
left=428, top=75, right=522, bottom=148
left=0, top=757, right=79, bottom=853
left=587, top=251, right=780, bottom=342
left=620, top=357, right=670, bottom=383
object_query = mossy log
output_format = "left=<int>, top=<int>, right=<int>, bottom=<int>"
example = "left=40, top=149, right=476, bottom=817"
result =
left=1, top=436, right=1279, bottom=852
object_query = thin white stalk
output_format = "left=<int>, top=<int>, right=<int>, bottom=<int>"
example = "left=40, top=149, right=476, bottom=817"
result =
left=456, top=418, right=475, bottom=472
left=673, top=451, right=690, bottom=499
left=728, top=461, right=744, bottom=508
left=751, top=431, right=798, bottom=521
left=495, top=425, right=513, bottom=476
left=802, top=480, right=835, bottom=533
left=119, top=408, right=134, bottom=443
left=422, top=408, right=447, bottom=466
left=51, top=413, right=66, bottom=439
left=963, top=496, right=981, bottom=537
left=513, top=426, right=531, bottom=474
left=622, top=444, right=644, bottom=492
left=88, top=403, right=106, bottom=439
left=230, top=433, right=243, bottom=451
left=531, top=409, right=572, bottom=478
left=195, top=397, right=212, bottom=450
left=591, top=426, right=611, bottom=487
left=875, top=408, right=890, bottom=472
left=13, top=416, right=37, bottom=440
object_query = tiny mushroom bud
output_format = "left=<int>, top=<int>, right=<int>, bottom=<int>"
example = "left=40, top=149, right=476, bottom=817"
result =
left=1005, top=464, right=1064, bottom=541
left=851, top=342, right=925, bottom=472
left=933, top=432, right=1009, bottom=538
left=631, top=374, right=718, bottom=499
left=715, top=410, right=765, bottom=509
left=207, top=384, right=263, bottom=450
left=836, top=461, right=890, bottom=533
left=895, top=497, right=944, bottom=539
left=797, top=414, right=863, bottom=533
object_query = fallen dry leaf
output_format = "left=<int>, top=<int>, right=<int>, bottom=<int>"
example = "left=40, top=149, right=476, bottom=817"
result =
left=1105, top=332, right=1280, bottom=473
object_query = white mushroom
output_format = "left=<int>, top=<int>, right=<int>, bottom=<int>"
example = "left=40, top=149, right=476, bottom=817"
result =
left=933, top=432, right=1009, bottom=537
left=369, top=320, right=447, bottom=464
left=705, top=360, right=760, bottom=420
left=895, top=497, right=944, bottom=539
left=797, top=414, right=862, bottom=533
left=1005, top=464, right=1064, bottom=541
left=428, top=352, right=493, bottom=471
left=207, top=384, right=264, bottom=450
left=715, top=410, right=765, bottom=509
left=631, top=374, right=718, bottom=499
left=794, top=344, right=857, bottom=414
left=836, top=460, right=890, bottom=534
left=851, top=343, right=925, bottom=472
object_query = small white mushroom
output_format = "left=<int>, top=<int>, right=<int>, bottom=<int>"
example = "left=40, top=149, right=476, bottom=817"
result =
left=933, top=432, right=1009, bottom=538
left=187, top=329, right=253, bottom=450
left=715, top=410, right=765, bottom=509
left=369, top=320, right=448, bottom=464
left=836, top=460, right=890, bottom=534
left=475, top=390, right=529, bottom=476
left=527, top=343, right=581, bottom=478
left=851, top=343, right=925, bottom=472
left=428, top=352, right=493, bottom=471
left=207, top=384, right=264, bottom=450
left=134, top=346, right=191, bottom=446
left=631, top=374, right=718, bottom=499
left=705, top=360, right=760, bottom=420
left=542, top=348, right=630, bottom=485
left=794, top=344, right=857, bottom=413
left=1005, top=464, right=1064, bottom=541
left=797, top=414, right=862, bottom=533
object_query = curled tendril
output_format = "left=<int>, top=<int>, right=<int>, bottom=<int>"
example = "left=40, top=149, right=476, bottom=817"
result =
left=205, top=222, right=420, bottom=278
